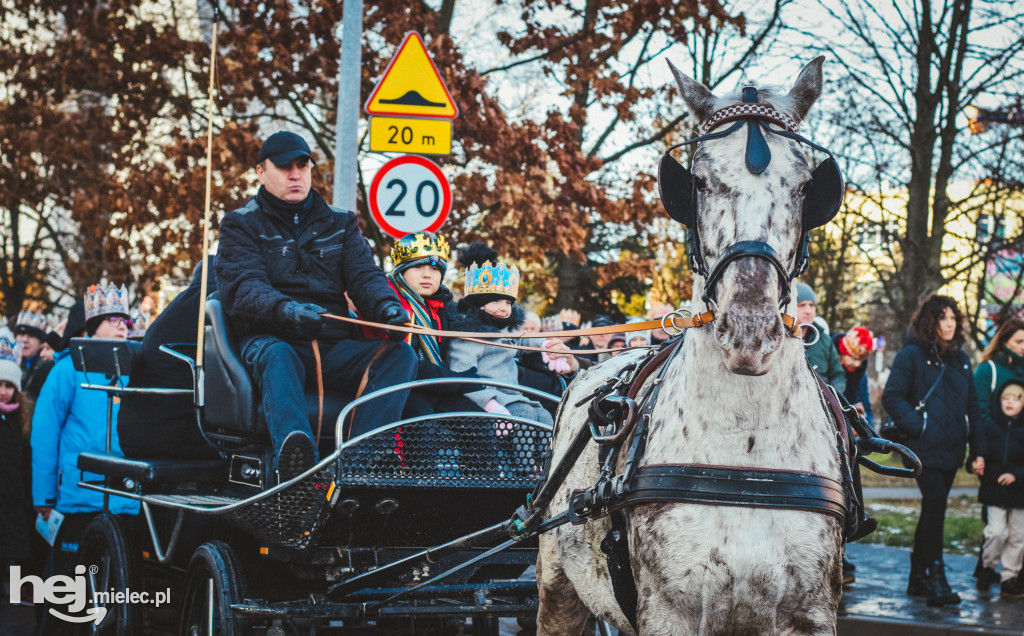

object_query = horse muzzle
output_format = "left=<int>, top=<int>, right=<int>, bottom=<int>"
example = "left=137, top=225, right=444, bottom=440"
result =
left=714, top=304, right=785, bottom=375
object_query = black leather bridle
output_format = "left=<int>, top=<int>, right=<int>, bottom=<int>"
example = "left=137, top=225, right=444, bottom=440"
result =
left=658, top=86, right=845, bottom=313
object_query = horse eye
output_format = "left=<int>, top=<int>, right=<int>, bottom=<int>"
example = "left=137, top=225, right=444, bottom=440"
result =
left=694, top=176, right=709, bottom=192
left=799, top=179, right=813, bottom=196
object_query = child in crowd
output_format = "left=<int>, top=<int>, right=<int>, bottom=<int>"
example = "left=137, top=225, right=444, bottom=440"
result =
left=31, top=283, right=140, bottom=621
left=970, top=378, right=1024, bottom=598
left=0, top=329, right=31, bottom=586
left=448, top=250, right=554, bottom=428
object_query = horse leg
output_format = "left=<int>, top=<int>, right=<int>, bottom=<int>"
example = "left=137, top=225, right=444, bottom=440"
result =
left=536, top=535, right=590, bottom=636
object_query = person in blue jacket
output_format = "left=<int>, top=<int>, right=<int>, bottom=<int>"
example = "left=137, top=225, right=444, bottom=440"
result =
left=882, top=293, right=987, bottom=607
left=31, top=283, right=140, bottom=604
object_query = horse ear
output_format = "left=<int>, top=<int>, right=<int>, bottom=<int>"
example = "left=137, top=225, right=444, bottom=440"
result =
left=786, top=56, right=825, bottom=122
left=667, top=59, right=717, bottom=122
left=658, top=153, right=694, bottom=227
left=804, top=157, right=845, bottom=229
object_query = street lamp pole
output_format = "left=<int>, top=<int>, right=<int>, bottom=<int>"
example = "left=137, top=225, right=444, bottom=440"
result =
left=333, top=0, right=363, bottom=210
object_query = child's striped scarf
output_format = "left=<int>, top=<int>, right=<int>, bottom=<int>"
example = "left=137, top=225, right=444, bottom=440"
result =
left=389, top=274, right=443, bottom=366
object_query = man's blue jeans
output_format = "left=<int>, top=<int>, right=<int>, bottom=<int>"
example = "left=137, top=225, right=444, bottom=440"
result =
left=241, top=336, right=417, bottom=456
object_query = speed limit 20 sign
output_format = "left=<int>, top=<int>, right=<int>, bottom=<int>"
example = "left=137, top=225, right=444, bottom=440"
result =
left=369, top=155, right=451, bottom=239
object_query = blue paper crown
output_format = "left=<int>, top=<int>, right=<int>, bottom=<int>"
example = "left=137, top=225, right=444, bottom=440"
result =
left=15, top=310, right=49, bottom=334
left=464, top=262, right=520, bottom=299
left=0, top=327, right=21, bottom=364
left=129, top=309, right=149, bottom=338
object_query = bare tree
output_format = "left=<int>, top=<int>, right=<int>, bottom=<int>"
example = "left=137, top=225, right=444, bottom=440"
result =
left=805, top=0, right=1024, bottom=340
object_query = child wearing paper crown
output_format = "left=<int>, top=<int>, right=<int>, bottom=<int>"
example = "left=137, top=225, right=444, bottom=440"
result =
left=30, top=284, right=139, bottom=607
left=363, top=232, right=481, bottom=417
left=446, top=245, right=554, bottom=427
left=969, top=378, right=1024, bottom=598
left=0, top=328, right=32, bottom=569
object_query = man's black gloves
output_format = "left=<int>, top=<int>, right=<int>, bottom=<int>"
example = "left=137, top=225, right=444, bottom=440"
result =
left=380, top=302, right=409, bottom=341
left=280, top=301, right=326, bottom=337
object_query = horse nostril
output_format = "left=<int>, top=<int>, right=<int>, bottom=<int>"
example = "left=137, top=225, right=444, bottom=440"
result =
left=721, top=333, right=735, bottom=351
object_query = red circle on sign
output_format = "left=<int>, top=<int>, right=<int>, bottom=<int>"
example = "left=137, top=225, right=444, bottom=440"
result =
left=369, top=155, right=451, bottom=240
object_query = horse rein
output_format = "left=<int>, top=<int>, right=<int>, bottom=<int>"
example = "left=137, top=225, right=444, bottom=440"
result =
left=321, top=311, right=725, bottom=355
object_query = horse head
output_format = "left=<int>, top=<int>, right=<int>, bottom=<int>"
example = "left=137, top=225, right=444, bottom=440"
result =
left=660, top=57, right=842, bottom=376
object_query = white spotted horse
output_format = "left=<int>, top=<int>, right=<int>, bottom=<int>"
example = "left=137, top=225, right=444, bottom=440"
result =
left=525, top=58, right=920, bottom=635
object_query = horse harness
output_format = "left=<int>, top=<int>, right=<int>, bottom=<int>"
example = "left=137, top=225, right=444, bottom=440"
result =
left=515, top=332, right=874, bottom=632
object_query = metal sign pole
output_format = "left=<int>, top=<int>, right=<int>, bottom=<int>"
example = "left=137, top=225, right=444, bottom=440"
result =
left=333, top=0, right=363, bottom=210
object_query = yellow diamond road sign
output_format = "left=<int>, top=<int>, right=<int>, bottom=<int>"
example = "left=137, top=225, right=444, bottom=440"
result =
left=369, top=117, right=451, bottom=156
left=365, top=32, right=458, bottom=120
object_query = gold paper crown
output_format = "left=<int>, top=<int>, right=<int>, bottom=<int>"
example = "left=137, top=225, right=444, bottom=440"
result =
left=464, top=262, right=520, bottom=299
left=84, top=283, right=130, bottom=321
left=391, top=232, right=450, bottom=269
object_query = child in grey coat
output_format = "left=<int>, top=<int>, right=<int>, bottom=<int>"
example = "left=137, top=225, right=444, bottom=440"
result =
left=447, top=259, right=554, bottom=427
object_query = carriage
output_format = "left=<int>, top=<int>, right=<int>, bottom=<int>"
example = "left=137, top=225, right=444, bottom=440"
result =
left=63, top=55, right=928, bottom=636
left=68, top=297, right=559, bottom=635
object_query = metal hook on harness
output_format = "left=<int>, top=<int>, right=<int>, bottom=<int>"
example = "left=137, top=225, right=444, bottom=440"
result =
left=662, top=310, right=690, bottom=336
left=589, top=396, right=638, bottom=444
left=798, top=321, right=819, bottom=346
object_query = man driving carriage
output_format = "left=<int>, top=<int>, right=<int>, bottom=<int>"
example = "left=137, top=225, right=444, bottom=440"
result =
left=216, top=131, right=416, bottom=483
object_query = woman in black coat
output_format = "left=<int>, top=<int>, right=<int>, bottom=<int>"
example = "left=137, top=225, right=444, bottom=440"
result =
left=882, top=293, right=987, bottom=606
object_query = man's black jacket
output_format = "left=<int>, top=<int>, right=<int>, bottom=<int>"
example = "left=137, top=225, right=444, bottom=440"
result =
left=217, top=188, right=399, bottom=341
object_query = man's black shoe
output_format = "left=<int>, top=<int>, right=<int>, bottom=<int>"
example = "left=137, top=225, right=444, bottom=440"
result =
left=278, top=432, right=317, bottom=483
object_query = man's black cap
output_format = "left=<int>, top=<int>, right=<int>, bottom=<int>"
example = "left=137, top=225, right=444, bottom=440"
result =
left=258, top=131, right=313, bottom=167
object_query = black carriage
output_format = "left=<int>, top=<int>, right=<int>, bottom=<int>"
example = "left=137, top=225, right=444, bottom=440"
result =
left=67, top=298, right=556, bottom=635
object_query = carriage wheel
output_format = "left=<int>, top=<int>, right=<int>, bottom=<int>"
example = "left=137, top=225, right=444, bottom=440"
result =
left=71, top=513, right=139, bottom=636
left=179, top=540, right=247, bottom=636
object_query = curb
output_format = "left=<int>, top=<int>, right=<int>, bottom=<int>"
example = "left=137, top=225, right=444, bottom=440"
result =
left=839, top=614, right=1024, bottom=635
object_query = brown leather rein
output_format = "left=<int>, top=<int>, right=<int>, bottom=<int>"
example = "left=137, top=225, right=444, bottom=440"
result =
left=323, top=309, right=716, bottom=354
left=322, top=311, right=798, bottom=355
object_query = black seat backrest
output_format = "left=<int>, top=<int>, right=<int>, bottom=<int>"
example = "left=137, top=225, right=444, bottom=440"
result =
left=203, top=298, right=260, bottom=434
left=68, top=337, right=144, bottom=378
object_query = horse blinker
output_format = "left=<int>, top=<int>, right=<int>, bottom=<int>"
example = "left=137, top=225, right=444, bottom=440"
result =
left=657, top=153, right=694, bottom=227
left=804, top=156, right=844, bottom=230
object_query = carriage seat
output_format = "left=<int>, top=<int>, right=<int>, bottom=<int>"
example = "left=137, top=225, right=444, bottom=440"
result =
left=77, top=452, right=226, bottom=485
left=202, top=297, right=351, bottom=440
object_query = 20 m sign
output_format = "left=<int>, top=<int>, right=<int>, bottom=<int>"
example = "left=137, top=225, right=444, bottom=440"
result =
left=369, top=155, right=452, bottom=240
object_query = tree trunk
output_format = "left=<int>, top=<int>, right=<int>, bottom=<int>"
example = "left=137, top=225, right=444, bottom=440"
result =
left=553, top=253, right=582, bottom=310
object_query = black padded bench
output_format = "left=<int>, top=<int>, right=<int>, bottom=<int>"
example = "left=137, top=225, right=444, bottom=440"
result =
left=78, top=452, right=226, bottom=485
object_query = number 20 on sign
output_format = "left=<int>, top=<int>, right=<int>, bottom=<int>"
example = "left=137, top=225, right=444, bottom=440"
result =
left=369, top=155, right=452, bottom=240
